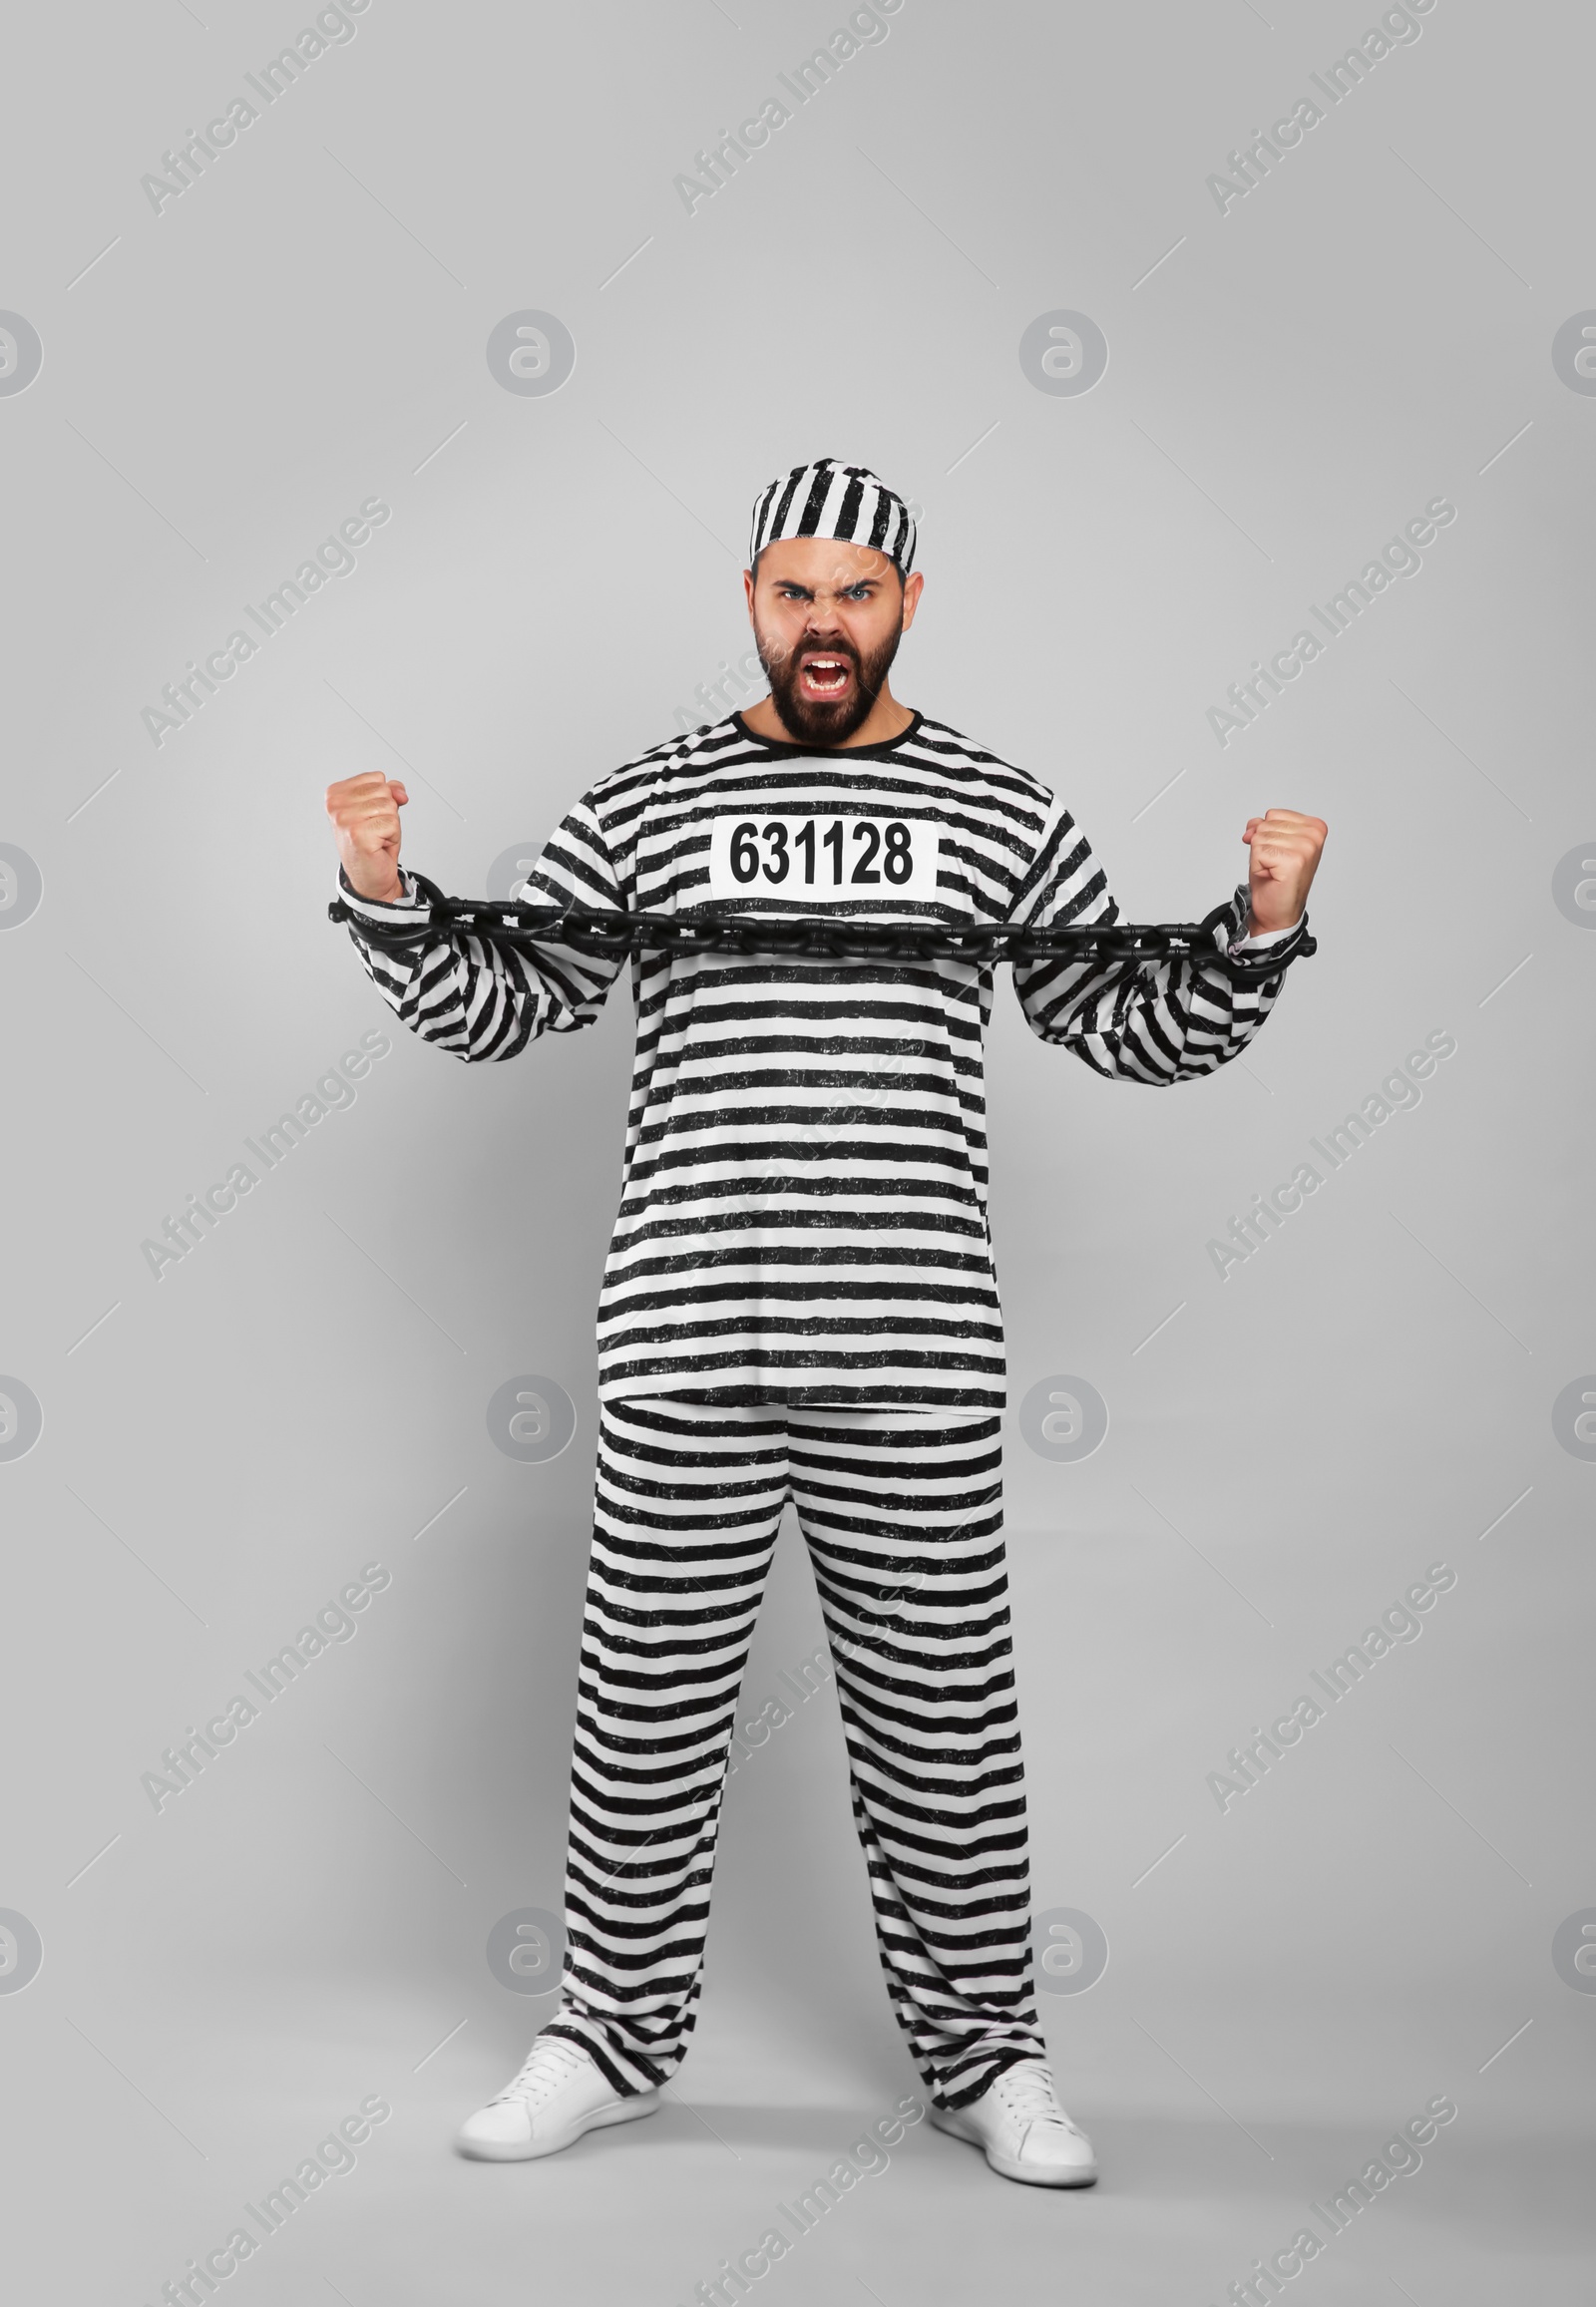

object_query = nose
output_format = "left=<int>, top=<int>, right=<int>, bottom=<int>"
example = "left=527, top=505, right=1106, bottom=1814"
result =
left=802, top=609, right=848, bottom=642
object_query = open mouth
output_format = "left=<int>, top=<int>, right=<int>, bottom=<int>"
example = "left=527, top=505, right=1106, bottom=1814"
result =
left=798, top=651, right=854, bottom=699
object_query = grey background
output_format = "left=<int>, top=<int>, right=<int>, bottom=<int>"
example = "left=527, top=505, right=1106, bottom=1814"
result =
left=1, top=0, right=1590, bottom=2298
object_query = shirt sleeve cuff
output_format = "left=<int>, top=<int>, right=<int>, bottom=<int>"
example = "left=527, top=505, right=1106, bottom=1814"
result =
left=1228, top=916, right=1303, bottom=956
left=337, top=864, right=431, bottom=926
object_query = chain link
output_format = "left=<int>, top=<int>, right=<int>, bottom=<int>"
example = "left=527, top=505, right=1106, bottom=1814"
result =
left=328, top=894, right=1314, bottom=970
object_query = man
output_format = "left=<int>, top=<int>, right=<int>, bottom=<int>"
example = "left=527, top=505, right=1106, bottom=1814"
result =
left=326, top=458, right=1326, bottom=2188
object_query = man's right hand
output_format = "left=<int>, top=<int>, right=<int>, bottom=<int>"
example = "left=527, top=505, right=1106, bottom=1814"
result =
left=326, top=772, right=408, bottom=904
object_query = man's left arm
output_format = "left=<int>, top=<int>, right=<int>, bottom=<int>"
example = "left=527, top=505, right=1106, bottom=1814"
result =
left=1011, top=805, right=1328, bottom=1083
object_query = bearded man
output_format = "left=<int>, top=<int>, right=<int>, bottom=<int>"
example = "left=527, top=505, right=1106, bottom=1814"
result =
left=325, top=457, right=1326, bottom=2186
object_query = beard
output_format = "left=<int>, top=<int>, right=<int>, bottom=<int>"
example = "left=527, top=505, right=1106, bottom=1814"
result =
left=753, top=613, right=904, bottom=746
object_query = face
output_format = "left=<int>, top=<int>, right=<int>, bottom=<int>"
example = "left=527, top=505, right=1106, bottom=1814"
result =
left=745, top=537, right=922, bottom=744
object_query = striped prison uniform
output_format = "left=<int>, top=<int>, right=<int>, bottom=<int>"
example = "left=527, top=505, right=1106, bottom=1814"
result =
left=338, top=710, right=1308, bottom=2100
left=338, top=710, right=1308, bottom=1408
left=546, top=1398, right=1026, bottom=2107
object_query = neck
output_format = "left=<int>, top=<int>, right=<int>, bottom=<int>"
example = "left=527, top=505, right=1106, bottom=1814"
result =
left=738, top=684, right=915, bottom=751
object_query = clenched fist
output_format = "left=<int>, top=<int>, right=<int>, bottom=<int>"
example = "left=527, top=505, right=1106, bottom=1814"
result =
left=1243, top=808, right=1328, bottom=937
left=326, top=772, right=408, bottom=904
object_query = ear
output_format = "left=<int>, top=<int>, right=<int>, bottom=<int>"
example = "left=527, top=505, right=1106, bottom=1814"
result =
left=900, top=569, right=925, bottom=632
left=743, top=568, right=757, bottom=623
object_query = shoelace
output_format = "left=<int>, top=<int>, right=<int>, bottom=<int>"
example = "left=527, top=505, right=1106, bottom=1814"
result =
left=996, top=2064, right=1079, bottom=2134
left=490, top=2035, right=587, bottom=2109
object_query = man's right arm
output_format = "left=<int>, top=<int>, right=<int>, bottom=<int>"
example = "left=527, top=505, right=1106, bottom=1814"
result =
left=324, top=772, right=625, bottom=1064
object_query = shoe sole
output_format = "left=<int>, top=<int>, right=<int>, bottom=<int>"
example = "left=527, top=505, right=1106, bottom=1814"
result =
left=929, top=2105, right=1097, bottom=2188
left=456, top=2089, right=661, bottom=2163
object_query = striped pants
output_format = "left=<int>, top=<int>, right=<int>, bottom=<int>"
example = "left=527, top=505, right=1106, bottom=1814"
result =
left=544, top=1397, right=1045, bottom=2110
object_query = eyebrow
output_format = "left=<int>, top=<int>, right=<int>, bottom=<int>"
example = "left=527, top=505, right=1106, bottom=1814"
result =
left=770, top=577, right=879, bottom=595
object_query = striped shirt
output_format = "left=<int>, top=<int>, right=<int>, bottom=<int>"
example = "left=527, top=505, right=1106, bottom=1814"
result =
left=338, top=711, right=1308, bottom=1407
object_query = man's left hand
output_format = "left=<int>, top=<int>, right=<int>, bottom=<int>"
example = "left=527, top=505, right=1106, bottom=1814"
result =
left=1242, top=808, right=1328, bottom=936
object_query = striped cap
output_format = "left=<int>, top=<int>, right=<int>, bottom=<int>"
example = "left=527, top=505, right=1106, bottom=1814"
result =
left=749, top=459, right=917, bottom=574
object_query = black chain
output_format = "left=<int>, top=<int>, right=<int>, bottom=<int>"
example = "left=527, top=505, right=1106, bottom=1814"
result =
left=327, top=891, right=1314, bottom=970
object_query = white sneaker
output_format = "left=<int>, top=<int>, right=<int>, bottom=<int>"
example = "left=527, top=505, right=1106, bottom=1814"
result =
left=455, top=2033, right=659, bottom=2162
left=930, top=2061, right=1097, bottom=2187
